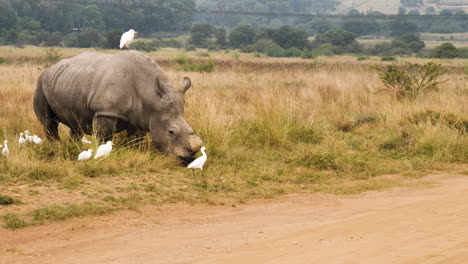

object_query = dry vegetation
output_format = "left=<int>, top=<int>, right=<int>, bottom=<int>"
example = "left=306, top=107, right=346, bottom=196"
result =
left=0, top=46, right=467, bottom=229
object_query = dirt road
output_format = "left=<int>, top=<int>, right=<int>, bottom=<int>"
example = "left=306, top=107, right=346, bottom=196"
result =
left=1, top=174, right=468, bottom=264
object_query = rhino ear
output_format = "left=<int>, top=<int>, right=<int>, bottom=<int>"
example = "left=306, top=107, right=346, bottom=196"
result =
left=180, top=77, right=191, bottom=94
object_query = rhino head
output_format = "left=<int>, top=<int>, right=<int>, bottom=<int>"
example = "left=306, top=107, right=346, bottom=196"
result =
left=149, top=77, right=203, bottom=164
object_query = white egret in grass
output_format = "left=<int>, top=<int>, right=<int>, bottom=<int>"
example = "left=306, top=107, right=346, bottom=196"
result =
left=18, top=132, right=26, bottom=147
left=32, top=135, right=43, bottom=145
left=94, top=141, right=113, bottom=159
left=119, top=29, right=138, bottom=49
left=24, top=130, right=33, bottom=143
left=187, top=146, right=207, bottom=176
left=2, top=140, right=9, bottom=158
left=78, top=149, right=93, bottom=161
left=81, top=136, right=92, bottom=144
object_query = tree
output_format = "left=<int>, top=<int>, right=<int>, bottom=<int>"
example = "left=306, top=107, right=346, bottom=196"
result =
left=229, top=30, right=250, bottom=48
left=0, top=3, right=17, bottom=31
left=454, top=10, right=465, bottom=16
left=214, top=27, right=227, bottom=46
left=189, top=23, right=214, bottom=45
left=308, top=19, right=332, bottom=34
left=257, top=26, right=309, bottom=49
left=229, top=25, right=256, bottom=48
left=440, top=9, right=453, bottom=16
left=313, top=29, right=361, bottom=54
left=76, top=28, right=101, bottom=48
left=341, top=18, right=380, bottom=36
left=429, top=43, right=459, bottom=58
left=390, top=20, right=417, bottom=36
left=425, top=6, right=436, bottom=15
left=83, top=5, right=105, bottom=30
left=398, top=33, right=425, bottom=52
left=408, top=10, right=420, bottom=15
left=399, top=7, right=407, bottom=15
left=104, top=29, right=124, bottom=49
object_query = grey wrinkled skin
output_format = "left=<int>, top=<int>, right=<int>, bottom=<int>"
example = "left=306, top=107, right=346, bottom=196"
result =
left=33, top=51, right=203, bottom=163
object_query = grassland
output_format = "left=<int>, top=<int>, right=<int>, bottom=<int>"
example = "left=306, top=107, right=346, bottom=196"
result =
left=0, top=46, right=467, bottom=229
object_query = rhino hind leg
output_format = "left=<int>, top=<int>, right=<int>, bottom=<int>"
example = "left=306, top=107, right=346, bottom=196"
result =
left=33, top=77, right=60, bottom=141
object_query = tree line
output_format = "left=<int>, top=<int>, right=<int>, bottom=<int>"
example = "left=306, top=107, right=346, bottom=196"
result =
left=0, top=0, right=195, bottom=47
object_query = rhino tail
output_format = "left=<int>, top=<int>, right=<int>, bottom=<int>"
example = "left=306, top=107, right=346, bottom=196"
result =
left=33, top=73, right=59, bottom=141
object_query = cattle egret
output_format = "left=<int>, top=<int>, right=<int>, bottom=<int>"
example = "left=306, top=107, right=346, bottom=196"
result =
left=2, top=140, right=9, bottom=158
left=81, top=136, right=92, bottom=144
left=187, top=146, right=207, bottom=175
left=18, top=133, right=26, bottom=147
left=94, top=141, right=113, bottom=159
left=119, top=29, right=138, bottom=49
left=32, top=135, right=43, bottom=145
left=24, top=130, right=33, bottom=143
left=78, top=149, right=93, bottom=161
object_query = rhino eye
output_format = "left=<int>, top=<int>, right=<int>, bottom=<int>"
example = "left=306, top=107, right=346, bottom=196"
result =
left=168, top=130, right=175, bottom=135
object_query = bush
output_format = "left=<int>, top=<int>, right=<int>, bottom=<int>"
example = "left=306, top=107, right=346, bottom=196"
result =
left=239, top=44, right=255, bottom=53
left=43, top=47, right=63, bottom=67
left=0, top=57, right=10, bottom=64
left=313, top=29, right=362, bottom=54
left=300, top=50, right=317, bottom=59
left=374, top=61, right=447, bottom=101
left=185, top=44, right=196, bottom=51
left=174, top=55, right=214, bottom=73
left=0, top=194, right=16, bottom=205
left=103, top=29, right=124, bottom=49
left=75, top=28, right=101, bottom=48
left=381, top=56, right=396, bottom=61
left=429, top=42, right=459, bottom=58
left=128, top=39, right=157, bottom=52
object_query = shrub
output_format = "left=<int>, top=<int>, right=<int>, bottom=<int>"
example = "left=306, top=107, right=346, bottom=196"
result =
left=43, top=47, right=63, bottom=67
left=185, top=44, right=196, bottom=51
left=300, top=50, right=317, bottom=59
left=0, top=194, right=15, bottom=205
left=374, top=61, right=447, bottom=101
left=239, top=44, right=255, bottom=53
left=381, top=56, right=396, bottom=61
left=103, top=29, right=124, bottom=49
left=128, top=39, right=157, bottom=52
left=0, top=57, right=10, bottom=64
left=429, top=42, right=459, bottom=58
left=2, top=214, right=29, bottom=229
left=174, top=55, right=214, bottom=73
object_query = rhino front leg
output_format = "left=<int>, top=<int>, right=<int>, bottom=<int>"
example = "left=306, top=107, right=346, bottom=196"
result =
left=70, top=129, right=83, bottom=141
left=93, top=115, right=117, bottom=143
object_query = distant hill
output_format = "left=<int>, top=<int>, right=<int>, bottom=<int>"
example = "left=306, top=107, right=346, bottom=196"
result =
left=337, top=0, right=401, bottom=15
left=337, top=0, right=468, bottom=15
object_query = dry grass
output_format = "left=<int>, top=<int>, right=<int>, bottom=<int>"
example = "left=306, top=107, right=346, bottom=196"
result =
left=0, top=46, right=467, bottom=229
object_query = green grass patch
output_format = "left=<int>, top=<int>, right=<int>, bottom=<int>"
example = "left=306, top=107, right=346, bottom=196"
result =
left=0, top=194, right=17, bottom=205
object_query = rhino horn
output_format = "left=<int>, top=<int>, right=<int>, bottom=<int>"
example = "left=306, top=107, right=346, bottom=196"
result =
left=180, top=77, right=191, bottom=94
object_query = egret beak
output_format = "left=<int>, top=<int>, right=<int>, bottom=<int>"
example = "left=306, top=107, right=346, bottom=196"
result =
left=134, top=31, right=138, bottom=34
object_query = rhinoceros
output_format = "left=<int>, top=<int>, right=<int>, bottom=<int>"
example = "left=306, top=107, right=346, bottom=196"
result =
left=33, top=51, right=203, bottom=163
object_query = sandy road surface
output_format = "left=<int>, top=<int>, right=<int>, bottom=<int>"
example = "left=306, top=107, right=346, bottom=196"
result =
left=1, top=174, right=468, bottom=264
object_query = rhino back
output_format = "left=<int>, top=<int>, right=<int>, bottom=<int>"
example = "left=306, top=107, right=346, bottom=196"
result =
left=41, top=51, right=163, bottom=130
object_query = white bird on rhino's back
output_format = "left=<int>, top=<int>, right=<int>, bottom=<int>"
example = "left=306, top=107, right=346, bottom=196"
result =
left=119, top=29, right=138, bottom=49
left=94, top=141, right=113, bottom=159
left=187, top=146, right=207, bottom=171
